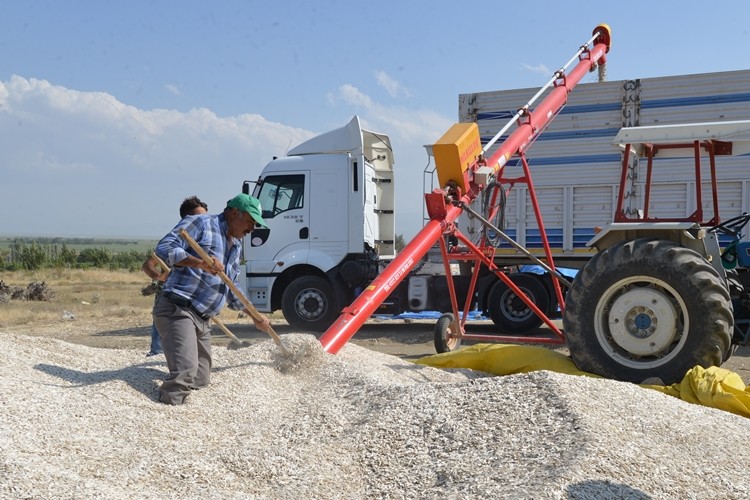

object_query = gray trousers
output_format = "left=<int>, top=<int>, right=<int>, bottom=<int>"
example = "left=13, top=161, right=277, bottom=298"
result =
left=153, top=295, right=212, bottom=405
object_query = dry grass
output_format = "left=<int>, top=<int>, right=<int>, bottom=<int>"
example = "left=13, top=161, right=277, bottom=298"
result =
left=0, top=268, right=284, bottom=331
left=0, top=268, right=153, bottom=328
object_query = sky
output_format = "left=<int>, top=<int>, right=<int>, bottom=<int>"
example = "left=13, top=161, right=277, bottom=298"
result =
left=1, top=1, right=749, bottom=240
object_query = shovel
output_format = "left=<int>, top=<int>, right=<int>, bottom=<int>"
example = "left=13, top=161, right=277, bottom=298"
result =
left=209, top=314, right=253, bottom=350
left=150, top=252, right=252, bottom=350
left=178, top=229, right=292, bottom=357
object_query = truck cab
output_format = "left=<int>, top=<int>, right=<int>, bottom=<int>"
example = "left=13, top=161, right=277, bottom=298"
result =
left=241, top=116, right=395, bottom=330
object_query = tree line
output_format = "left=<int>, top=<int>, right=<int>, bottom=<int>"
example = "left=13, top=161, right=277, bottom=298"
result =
left=1, top=235, right=409, bottom=272
left=8, top=236, right=143, bottom=246
left=0, top=239, right=150, bottom=271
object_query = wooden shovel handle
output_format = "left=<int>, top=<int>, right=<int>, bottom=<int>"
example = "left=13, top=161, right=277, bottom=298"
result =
left=209, top=315, right=244, bottom=344
left=178, top=229, right=286, bottom=349
left=151, top=252, right=171, bottom=273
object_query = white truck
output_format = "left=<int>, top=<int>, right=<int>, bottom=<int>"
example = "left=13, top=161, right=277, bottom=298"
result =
left=241, top=69, right=750, bottom=341
left=241, top=116, right=398, bottom=331
left=241, top=116, right=476, bottom=331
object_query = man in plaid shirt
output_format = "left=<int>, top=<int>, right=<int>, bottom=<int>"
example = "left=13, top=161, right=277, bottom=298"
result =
left=154, top=194, right=270, bottom=405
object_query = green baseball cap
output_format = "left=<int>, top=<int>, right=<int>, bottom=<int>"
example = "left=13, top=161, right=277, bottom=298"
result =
left=226, top=194, right=267, bottom=228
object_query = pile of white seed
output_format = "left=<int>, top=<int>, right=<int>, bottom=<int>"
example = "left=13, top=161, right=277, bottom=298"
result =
left=1, top=331, right=748, bottom=499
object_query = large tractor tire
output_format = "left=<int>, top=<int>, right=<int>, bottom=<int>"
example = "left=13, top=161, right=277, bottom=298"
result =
left=563, top=238, right=733, bottom=384
left=486, top=273, right=549, bottom=334
left=281, top=275, right=337, bottom=332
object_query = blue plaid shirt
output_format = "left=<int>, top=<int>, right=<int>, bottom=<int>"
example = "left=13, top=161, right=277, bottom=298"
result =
left=155, top=213, right=244, bottom=317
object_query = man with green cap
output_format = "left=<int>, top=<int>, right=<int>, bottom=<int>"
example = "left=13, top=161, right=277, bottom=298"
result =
left=153, top=193, right=271, bottom=405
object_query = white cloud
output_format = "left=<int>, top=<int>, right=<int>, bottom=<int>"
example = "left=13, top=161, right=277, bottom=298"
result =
left=164, top=83, right=182, bottom=96
left=334, top=84, right=375, bottom=109
left=374, top=70, right=411, bottom=98
left=522, top=63, right=551, bottom=75
left=0, top=76, right=315, bottom=237
left=0, top=74, right=452, bottom=240
left=330, top=83, right=451, bottom=143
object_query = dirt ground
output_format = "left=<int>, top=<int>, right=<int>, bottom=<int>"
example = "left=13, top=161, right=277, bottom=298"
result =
left=6, top=313, right=750, bottom=385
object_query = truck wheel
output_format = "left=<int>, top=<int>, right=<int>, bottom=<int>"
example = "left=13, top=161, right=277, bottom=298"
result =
left=726, top=268, right=743, bottom=299
left=281, top=276, right=337, bottom=332
left=434, top=313, right=461, bottom=353
left=563, top=239, right=733, bottom=384
left=487, top=273, right=549, bottom=334
left=723, top=269, right=743, bottom=361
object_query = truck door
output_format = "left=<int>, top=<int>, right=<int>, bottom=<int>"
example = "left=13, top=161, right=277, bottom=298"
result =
left=250, top=153, right=350, bottom=270
left=250, top=172, right=308, bottom=271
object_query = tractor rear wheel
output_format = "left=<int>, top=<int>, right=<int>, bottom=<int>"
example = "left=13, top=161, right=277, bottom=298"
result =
left=563, top=238, right=733, bottom=384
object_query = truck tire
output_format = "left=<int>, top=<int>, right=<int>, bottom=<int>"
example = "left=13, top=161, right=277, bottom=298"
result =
left=281, top=276, right=337, bottom=332
left=434, top=313, right=461, bottom=353
left=563, top=238, right=733, bottom=384
left=726, top=268, right=743, bottom=299
left=486, top=273, right=549, bottom=334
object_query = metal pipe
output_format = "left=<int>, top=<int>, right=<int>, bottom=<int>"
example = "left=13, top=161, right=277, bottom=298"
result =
left=482, top=30, right=603, bottom=155
left=320, top=214, right=452, bottom=353
left=459, top=203, right=572, bottom=288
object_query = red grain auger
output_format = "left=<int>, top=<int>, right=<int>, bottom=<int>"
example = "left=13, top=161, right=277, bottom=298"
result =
left=320, top=25, right=612, bottom=354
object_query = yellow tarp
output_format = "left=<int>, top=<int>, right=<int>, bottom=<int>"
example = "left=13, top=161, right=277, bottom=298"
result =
left=646, top=365, right=750, bottom=418
left=415, top=343, right=750, bottom=418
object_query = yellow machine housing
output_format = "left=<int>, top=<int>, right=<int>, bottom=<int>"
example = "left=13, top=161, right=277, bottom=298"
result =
left=432, top=122, right=482, bottom=193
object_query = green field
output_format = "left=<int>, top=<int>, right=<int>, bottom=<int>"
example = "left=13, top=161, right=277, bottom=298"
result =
left=0, top=236, right=160, bottom=253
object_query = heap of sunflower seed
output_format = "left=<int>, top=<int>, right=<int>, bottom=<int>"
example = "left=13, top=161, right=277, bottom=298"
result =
left=1, top=332, right=749, bottom=499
